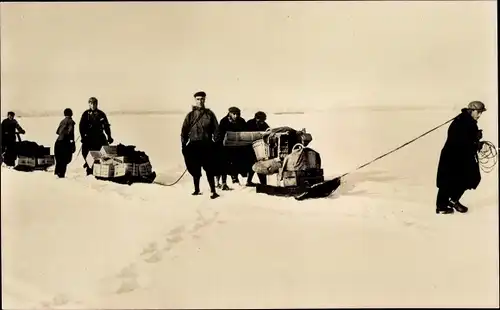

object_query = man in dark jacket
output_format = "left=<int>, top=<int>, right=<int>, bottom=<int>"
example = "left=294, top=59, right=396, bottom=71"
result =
left=436, top=101, right=487, bottom=214
left=1, top=111, right=26, bottom=167
left=79, top=97, right=114, bottom=175
left=54, top=108, right=76, bottom=178
left=215, top=106, right=247, bottom=190
left=245, top=111, right=270, bottom=186
left=181, top=91, right=220, bottom=199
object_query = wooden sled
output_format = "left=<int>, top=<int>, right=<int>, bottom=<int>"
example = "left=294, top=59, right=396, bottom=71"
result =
left=95, top=171, right=157, bottom=185
left=256, top=178, right=341, bottom=201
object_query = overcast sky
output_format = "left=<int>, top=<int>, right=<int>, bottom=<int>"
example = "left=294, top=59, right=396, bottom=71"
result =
left=1, top=1, right=497, bottom=114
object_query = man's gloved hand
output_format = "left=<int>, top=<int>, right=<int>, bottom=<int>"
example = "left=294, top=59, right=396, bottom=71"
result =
left=18, top=129, right=26, bottom=135
left=107, top=136, right=114, bottom=144
left=477, top=130, right=483, bottom=140
left=70, top=141, right=76, bottom=154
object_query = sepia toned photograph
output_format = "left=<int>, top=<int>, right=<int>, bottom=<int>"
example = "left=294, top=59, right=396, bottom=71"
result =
left=1, top=1, right=498, bottom=308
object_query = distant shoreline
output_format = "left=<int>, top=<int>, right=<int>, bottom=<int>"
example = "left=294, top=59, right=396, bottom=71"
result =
left=3, top=105, right=459, bottom=118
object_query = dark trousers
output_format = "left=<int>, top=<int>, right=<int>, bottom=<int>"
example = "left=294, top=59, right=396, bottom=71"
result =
left=436, top=187, right=466, bottom=208
left=1, top=139, right=17, bottom=166
left=183, top=140, right=217, bottom=192
left=54, top=140, right=74, bottom=178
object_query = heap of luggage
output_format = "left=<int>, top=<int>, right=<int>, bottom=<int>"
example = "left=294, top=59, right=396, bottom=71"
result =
left=85, top=143, right=156, bottom=185
left=223, top=126, right=324, bottom=195
left=13, top=140, right=55, bottom=172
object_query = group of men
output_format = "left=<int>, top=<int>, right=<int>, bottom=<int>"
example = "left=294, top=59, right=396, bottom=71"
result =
left=181, top=91, right=269, bottom=199
left=1, top=97, right=114, bottom=178
left=1, top=92, right=489, bottom=213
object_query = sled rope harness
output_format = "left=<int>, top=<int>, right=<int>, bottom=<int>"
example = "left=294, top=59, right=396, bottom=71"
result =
left=336, top=116, right=458, bottom=180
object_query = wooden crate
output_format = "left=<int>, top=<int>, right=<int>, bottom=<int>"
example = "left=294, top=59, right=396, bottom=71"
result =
left=100, top=145, right=118, bottom=157
left=112, top=156, right=133, bottom=164
left=224, top=131, right=265, bottom=147
left=114, top=162, right=138, bottom=178
left=36, top=155, right=55, bottom=167
left=139, top=162, right=153, bottom=176
left=93, top=163, right=115, bottom=178
left=17, top=156, right=36, bottom=168
left=266, top=173, right=282, bottom=187
left=281, top=169, right=324, bottom=187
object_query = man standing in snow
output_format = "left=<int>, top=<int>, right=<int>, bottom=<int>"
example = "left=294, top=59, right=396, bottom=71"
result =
left=1, top=111, right=26, bottom=167
left=436, top=101, right=487, bottom=214
left=214, top=106, right=247, bottom=190
left=181, top=91, right=220, bottom=199
left=54, top=108, right=76, bottom=178
left=79, top=97, right=114, bottom=175
left=245, top=111, right=270, bottom=186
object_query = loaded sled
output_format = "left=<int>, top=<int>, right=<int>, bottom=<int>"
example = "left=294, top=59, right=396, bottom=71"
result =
left=224, top=127, right=340, bottom=200
left=9, top=134, right=55, bottom=172
left=85, top=144, right=156, bottom=185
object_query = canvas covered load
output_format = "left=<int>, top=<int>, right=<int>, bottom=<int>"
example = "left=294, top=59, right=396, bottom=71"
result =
left=14, top=140, right=54, bottom=171
left=252, top=127, right=314, bottom=161
left=87, top=143, right=155, bottom=182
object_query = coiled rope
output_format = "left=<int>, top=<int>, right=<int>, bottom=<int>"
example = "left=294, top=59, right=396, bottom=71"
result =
left=478, top=141, right=498, bottom=173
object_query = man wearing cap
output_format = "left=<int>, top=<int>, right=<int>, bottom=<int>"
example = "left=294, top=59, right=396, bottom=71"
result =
left=79, top=97, right=114, bottom=175
left=214, top=106, right=247, bottom=190
left=54, top=108, right=76, bottom=178
left=1, top=111, right=26, bottom=166
left=436, top=101, right=487, bottom=214
left=181, top=91, right=220, bottom=199
left=245, top=111, right=270, bottom=186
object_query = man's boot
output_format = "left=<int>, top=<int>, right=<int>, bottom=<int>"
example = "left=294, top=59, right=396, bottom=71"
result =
left=449, top=199, right=468, bottom=213
left=192, top=176, right=201, bottom=195
left=436, top=205, right=454, bottom=214
left=207, top=176, right=220, bottom=199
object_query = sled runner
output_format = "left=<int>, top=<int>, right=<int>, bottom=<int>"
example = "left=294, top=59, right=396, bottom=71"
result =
left=256, top=178, right=341, bottom=201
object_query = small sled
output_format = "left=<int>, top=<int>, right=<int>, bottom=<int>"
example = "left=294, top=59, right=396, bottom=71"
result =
left=256, top=178, right=341, bottom=201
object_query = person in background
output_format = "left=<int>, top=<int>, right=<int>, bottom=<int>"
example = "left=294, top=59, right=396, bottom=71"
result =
left=436, top=101, right=487, bottom=214
left=1, top=111, right=26, bottom=167
left=181, top=91, right=220, bottom=199
left=79, top=96, right=113, bottom=175
left=54, top=108, right=76, bottom=178
left=245, top=111, right=270, bottom=186
left=215, top=106, right=247, bottom=190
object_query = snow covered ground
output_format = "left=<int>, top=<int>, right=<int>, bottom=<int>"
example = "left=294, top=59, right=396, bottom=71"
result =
left=2, top=106, right=498, bottom=309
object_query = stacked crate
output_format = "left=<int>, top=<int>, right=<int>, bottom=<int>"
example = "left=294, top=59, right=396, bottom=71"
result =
left=16, top=144, right=54, bottom=171
left=86, top=145, right=154, bottom=181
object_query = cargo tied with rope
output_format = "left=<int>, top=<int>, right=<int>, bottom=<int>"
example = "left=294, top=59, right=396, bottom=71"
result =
left=86, top=143, right=156, bottom=185
left=11, top=133, right=55, bottom=172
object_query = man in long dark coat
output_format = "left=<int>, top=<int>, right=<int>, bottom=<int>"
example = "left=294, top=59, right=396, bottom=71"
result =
left=245, top=111, right=270, bottom=186
left=214, top=106, right=247, bottom=190
left=54, top=108, right=76, bottom=178
left=79, top=97, right=114, bottom=175
left=436, top=101, right=487, bottom=214
left=1, top=111, right=26, bottom=167
left=181, top=91, right=220, bottom=199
